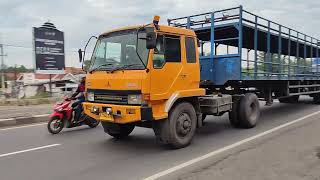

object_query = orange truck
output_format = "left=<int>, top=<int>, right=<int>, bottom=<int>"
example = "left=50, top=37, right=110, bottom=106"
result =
left=80, top=6, right=320, bottom=148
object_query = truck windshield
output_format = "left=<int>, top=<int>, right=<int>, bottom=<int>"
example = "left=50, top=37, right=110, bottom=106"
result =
left=90, top=29, right=149, bottom=72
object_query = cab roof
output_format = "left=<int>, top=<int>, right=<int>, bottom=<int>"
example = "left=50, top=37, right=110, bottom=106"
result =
left=100, top=24, right=196, bottom=37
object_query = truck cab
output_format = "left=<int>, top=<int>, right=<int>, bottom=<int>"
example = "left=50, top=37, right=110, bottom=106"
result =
left=83, top=17, right=206, bottom=148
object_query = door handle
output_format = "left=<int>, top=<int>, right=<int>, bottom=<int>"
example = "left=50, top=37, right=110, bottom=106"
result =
left=180, top=74, right=187, bottom=78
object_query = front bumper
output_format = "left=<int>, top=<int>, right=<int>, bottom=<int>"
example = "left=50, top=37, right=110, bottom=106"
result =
left=83, top=102, right=153, bottom=124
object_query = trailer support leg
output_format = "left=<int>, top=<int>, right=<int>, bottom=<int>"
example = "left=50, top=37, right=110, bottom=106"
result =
left=265, top=88, right=273, bottom=106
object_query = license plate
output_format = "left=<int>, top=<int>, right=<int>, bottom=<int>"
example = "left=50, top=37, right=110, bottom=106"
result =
left=100, top=113, right=114, bottom=121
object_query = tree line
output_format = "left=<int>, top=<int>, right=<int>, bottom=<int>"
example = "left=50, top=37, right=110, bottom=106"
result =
left=1, top=65, right=33, bottom=73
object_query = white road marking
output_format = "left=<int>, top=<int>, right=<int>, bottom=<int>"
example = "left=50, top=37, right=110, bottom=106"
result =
left=0, top=123, right=47, bottom=131
left=143, top=110, right=320, bottom=180
left=0, top=118, right=15, bottom=122
left=0, top=144, right=61, bottom=158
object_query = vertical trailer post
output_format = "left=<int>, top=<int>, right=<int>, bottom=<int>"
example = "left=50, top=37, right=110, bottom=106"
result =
left=254, top=16, right=258, bottom=79
left=278, top=25, right=282, bottom=79
left=288, top=29, right=291, bottom=78
left=239, top=6, right=243, bottom=79
left=210, top=13, right=215, bottom=58
left=304, top=35, right=307, bottom=80
left=267, top=21, right=271, bottom=77
left=316, top=40, right=319, bottom=77
left=247, top=50, right=250, bottom=76
left=296, top=32, right=300, bottom=76
left=311, top=37, right=313, bottom=77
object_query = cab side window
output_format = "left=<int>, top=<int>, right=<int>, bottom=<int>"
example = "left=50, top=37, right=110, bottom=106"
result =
left=165, top=35, right=181, bottom=62
left=153, top=35, right=165, bottom=68
left=185, top=37, right=196, bottom=63
left=153, top=34, right=181, bottom=68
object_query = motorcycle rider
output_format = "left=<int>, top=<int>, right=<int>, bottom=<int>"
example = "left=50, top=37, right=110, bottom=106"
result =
left=71, top=75, right=86, bottom=123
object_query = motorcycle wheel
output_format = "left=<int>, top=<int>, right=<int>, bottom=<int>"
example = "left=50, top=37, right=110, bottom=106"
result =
left=47, top=116, right=64, bottom=134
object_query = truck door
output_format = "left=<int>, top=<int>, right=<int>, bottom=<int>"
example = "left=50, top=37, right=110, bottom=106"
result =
left=150, top=34, right=185, bottom=100
left=183, top=36, right=200, bottom=90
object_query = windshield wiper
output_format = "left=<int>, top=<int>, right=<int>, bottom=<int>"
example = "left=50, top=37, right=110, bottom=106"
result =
left=89, top=63, right=114, bottom=73
left=110, top=64, right=142, bottom=73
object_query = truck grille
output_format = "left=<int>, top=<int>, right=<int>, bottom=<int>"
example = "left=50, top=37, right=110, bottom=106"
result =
left=87, top=89, right=141, bottom=105
left=94, top=94, right=128, bottom=104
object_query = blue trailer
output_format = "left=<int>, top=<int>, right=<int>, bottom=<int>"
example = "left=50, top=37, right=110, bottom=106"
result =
left=169, top=6, right=320, bottom=105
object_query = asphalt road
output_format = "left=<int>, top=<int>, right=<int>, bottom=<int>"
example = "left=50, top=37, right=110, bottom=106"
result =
left=0, top=97, right=320, bottom=180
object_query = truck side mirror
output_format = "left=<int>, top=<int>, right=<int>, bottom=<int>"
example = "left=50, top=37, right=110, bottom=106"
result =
left=146, top=32, right=157, bottom=49
left=78, top=49, right=83, bottom=63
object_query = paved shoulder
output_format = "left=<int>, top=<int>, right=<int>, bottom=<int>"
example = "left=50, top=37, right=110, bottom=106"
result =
left=173, top=115, right=320, bottom=180
left=0, top=104, right=52, bottom=119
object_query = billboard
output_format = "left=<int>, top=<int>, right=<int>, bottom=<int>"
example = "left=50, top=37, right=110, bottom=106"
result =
left=33, top=23, right=65, bottom=74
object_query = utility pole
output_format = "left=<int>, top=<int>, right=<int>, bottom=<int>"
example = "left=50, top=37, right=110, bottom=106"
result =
left=0, top=44, right=6, bottom=94
left=14, top=64, right=17, bottom=98
left=49, top=74, right=52, bottom=96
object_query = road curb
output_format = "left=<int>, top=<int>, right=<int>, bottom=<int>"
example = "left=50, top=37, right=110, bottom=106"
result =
left=0, top=114, right=49, bottom=127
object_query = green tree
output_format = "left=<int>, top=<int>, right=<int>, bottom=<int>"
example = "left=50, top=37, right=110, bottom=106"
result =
left=4, top=65, right=33, bottom=73
left=257, top=51, right=313, bottom=75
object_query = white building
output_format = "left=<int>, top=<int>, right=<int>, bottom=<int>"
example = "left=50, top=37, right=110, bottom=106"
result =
left=16, top=68, right=84, bottom=98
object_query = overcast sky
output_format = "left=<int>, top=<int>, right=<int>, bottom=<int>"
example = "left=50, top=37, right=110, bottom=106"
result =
left=1, top=0, right=320, bottom=68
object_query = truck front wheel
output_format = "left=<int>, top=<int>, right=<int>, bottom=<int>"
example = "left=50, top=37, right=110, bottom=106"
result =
left=153, top=102, right=197, bottom=149
left=101, top=122, right=135, bottom=139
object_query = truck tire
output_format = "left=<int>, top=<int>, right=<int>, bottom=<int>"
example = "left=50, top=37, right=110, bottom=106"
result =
left=313, top=94, right=320, bottom=104
left=228, top=96, right=243, bottom=128
left=101, top=122, right=135, bottom=139
left=278, top=95, right=299, bottom=103
left=238, top=93, right=260, bottom=128
left=153, top=102, right=197, bottom=149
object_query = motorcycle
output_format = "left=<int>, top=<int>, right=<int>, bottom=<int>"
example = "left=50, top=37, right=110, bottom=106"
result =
left=47, top=97, right=100, bottom=134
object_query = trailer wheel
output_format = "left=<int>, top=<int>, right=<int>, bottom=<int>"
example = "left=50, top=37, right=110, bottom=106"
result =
left=278, top=96, right=299, bottom=103
left=313, top=94, right=320, bottom=104
left=228, top=96, right=243, bottom=128
left=153, top=102, right=197, bottom=149
left=239, top=93, right=260, bottom=128
left=101, top=122, right=135, bottom=139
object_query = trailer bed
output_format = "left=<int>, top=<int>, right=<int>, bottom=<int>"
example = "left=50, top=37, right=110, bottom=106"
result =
left=169, top=6, right=320, bottom=85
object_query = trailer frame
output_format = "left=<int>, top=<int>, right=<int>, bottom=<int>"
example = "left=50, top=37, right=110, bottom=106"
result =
left=169, top=6, right=320, bottom=98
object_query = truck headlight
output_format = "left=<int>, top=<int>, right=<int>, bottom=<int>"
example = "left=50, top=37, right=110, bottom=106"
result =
left=87, top=92, right=95, bottom=102
left=128, top=94, right=142, bottom=105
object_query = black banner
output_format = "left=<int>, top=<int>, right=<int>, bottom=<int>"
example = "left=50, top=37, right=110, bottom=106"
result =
left=33, top=27, right=65, bottom=74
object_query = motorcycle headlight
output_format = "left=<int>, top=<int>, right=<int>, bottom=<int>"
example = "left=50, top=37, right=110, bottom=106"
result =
left=87, top=92, right=95, bottom=102
left=128, top=94, right=142, bottom=105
